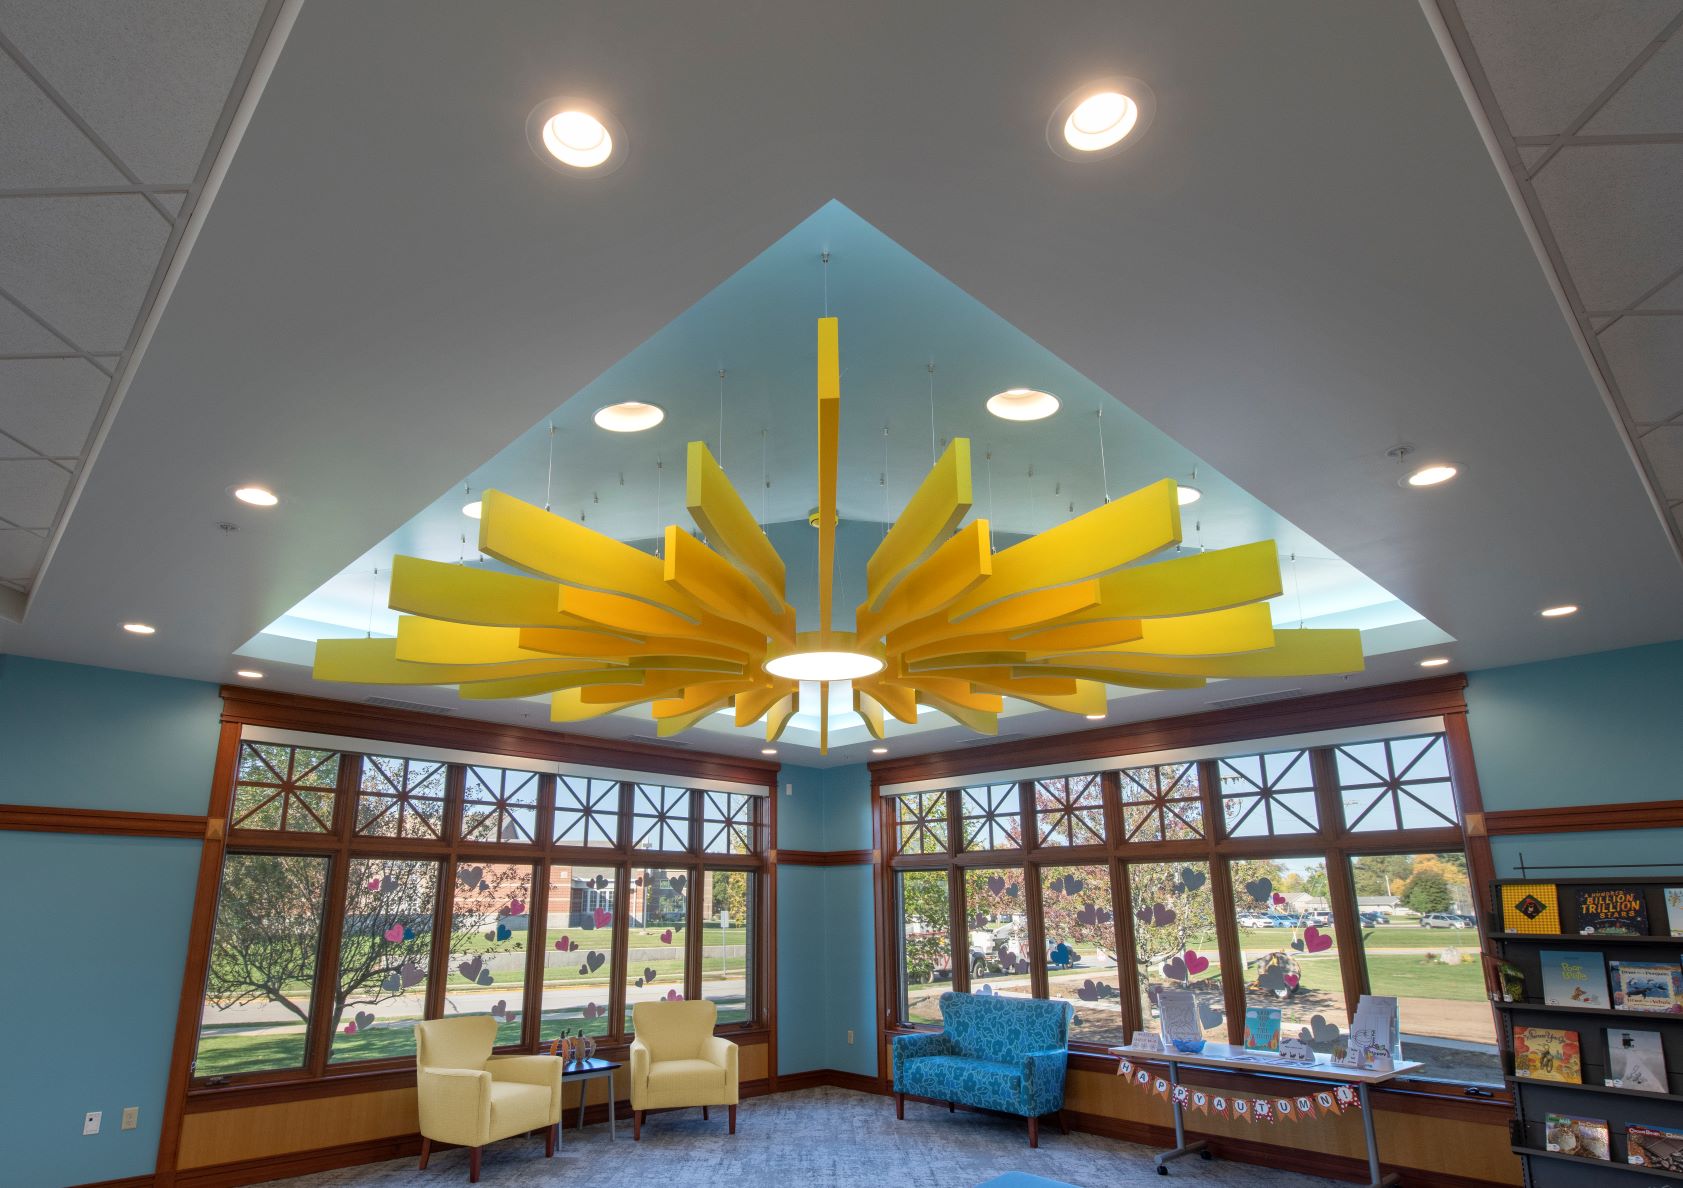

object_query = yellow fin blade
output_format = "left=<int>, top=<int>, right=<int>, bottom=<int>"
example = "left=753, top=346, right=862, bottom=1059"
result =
left=388, top=555, right=583, bottom=628
left=817, top=316, right=839, bottom=632
left=854, top=689, right=886, bottom=740
left=857, top=518, right=991, bottom=641
left=686, top=440, right=786, bottom=610
left=765, top=693, right=797, bottom=741
left=1048, top=542, right=1284, bottom=625
left=458, top=670, right=636, bottom=700
left=551, top=687, right=645, bottom=722
left=314, top=637, right=605, bottom=685
left=664, top=526, right=795, bottom=644
left=865, top=437, right=973, bottom=612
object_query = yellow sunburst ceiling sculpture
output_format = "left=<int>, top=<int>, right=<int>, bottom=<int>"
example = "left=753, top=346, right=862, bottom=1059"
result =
left=315, top=318, right=1363, bottom=752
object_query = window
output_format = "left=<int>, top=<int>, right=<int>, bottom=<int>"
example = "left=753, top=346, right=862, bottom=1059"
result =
left=230, top=743, right=339, bottom=833
left=1351, top=851, right=1498, bottom=1084
left=960, top=783, right=1023, bottom=851
left=899, top=870, right=950, bottom=1025
left=631, top=784, right=692, bottom=851
left=196, top=853, right=330, bottom=1076
left=700, top=790, right=756, bottom=855
left=539, top=864, right=617, bottom=1040
left=445, top=861, right=534, bottom=1046
left=554, top=775, right=620, bottom=847
left=1217, top=750, right=1317, bottom=837
left=701, top=871, right=753, bottom=1024
left=1034, top=775, right=1105, bottom=847
left=1041, top=864, right=1123, bottom=1044
left=328, top=858, right=441, bottom=1063
left=461, top=766, right=540, bottom=843
left=1227, top=856, right=1348, bottom=1058
left=895, top=791, right=948, bottom=855
left=355, top=755, right=449, bottom=839
left=1337, top=736, right=1456, bottom=832
left=625, top=867, right=689, bottom=1029
left=1119, top=763, right=1202, bottom=842
left=964, top=866, right=1032, bottom=997
left=1129, top=861, right=1228, bottom=1043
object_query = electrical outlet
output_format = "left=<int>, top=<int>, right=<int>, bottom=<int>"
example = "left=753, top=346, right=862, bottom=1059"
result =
left=847, top=1030, right=854, bottom=1044
left=121, top=1107, right=139, bottom=1131
left=83, top=1111, right=101, bottom=1136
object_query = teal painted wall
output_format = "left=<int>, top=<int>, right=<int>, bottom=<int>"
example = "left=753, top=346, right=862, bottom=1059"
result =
left=0, top=656, right=217, bottom=1186
left=775, top=762, right=877, bottom=1078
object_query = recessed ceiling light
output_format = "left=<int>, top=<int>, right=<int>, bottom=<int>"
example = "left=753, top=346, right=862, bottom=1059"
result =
left=1418, top=657, right=1450, bottom=668
left=1540, top=604, right=1579, bottom=618
left=1404, top=464, right=1459, bottom=488
left=1047, top=78, right=1156, bottom=162
left=236, top=669, right=264, bottom=679
left=986, top=388, right=1060, bottom=422
left=527, top=99, right=625, bottom=175
left=764, top=650, right=885, bottom=682
left=1177, top=485, right=1202, bottom=506
left=232, top=485, right=278, bottom=507
left=122, top=622, right=155, bottom=635
left=760, top=747, right=778, bottom=755
left=593, top=401, right=665, bottom=432
left=871, top=746, right=889, bottom=755
left=1085, top=713, right=1107, bottom=720
left=463, top=500, right=483, bottom=520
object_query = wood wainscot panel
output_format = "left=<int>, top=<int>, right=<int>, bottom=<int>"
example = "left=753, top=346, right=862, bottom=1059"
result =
left=178, top=1088, right=418, bottom=1170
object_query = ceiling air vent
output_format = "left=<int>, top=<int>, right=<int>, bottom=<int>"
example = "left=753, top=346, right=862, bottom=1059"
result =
left=626, top=734, right=691, bottom=749
left=1206, top=689, right=1302, bottom=710
left=364, top=696, right=454, bottom=715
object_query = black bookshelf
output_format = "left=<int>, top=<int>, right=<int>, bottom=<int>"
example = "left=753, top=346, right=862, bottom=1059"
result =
left=1491, top=876, right=1683, bottom=1187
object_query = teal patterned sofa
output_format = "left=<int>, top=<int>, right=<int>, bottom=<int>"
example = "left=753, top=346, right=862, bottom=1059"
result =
left=892, top=991, right=1073, bottom=1147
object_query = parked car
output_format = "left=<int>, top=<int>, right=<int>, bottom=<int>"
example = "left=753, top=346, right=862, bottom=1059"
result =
left=1304, top=910, right=1334, bottom=926
left=1358, top=911, right=1388, bottom=927
left=1237, top=912, right=1272, bottom=928
left=1420, top=912, right=1470, bottom=929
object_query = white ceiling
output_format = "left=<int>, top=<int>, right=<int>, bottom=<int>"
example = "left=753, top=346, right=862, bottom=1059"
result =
left=3, top=1, right=1682, bottom=767
left=1439, top=0, right=1683, bottom=551
left=0, top=0, right=276, bottom=613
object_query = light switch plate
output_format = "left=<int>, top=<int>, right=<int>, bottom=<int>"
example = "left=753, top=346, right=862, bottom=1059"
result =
left=847, top=1030, right=855, bottom=1044
left=83, top=1111, right=101, bottom=1135
left=121, top=1107, right=139, bottom=1131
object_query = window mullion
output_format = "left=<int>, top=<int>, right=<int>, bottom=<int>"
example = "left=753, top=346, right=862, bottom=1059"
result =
left=607, top=865, right=632, bottom=1040
left=422, top=857, right=453, bottom=1024
left=520, top=858, right=550, bottom=1052
left=1111, top=857, right=1142, bottom=1042
left=1024, top=860, right=1049, bottom=1000
left=1208, top=857, right=1247, bottom=1043
left=685, top=865, right=704, bottom=1004
left=947, top=864, right=968, bottom=995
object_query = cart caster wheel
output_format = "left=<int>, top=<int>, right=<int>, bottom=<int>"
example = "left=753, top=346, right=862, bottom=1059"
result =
left=1200, top=1150, right=1212, bottom=1161
left=1156, top=1167, right=1168, bottom=1176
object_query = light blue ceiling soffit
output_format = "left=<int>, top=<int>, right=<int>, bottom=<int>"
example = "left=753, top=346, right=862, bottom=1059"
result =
left=244, top=200, right=1449, bottom=750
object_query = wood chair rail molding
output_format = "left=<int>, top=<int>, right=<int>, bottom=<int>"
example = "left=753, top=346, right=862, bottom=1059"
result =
left=0, top=804, right=212, bottom=839
left=775, top=848, right=875, bottom=866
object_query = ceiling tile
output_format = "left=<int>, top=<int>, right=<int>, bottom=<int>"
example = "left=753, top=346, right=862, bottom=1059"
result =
left=1584, top=25, right=1683, bottom=133
left=0, top=456, right=69, bottom=526
left=1644, top=424, right=1683, bottom=499
left=0, top=0, right=266, bottom=183
left=0, top=293, right=65, bottom=354
left=0, top=526, right=46, bottom=582
left=1455, top=0, right=1681, bottom=136
left=0, top=357, right=108, bottom=456
left=0, top=50, right=127, bottom=188
left=0, top=193, right=167, bottom=349
left=1641, top=272, right=1683, bottom=309
left=1602, top=317, right=1683, bottom=423
left=1531, top=143, right=1683, bottom=310
left=1517, top=144, right=1551, bottom=172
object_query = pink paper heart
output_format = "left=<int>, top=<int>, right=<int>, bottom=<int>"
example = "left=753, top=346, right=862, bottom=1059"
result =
left=383, top=923, right=405, bottom=943
left=1304, top=926, right=1333, bottom=953
left=664, top=989, right=682, bottom=1001
left=1272, top=892, right=1287, bottom=906
left=592, top=908, right=612, bottom=929
left=660, top=929, right=673, bottom=944
left=367, top=878, right=380, bottom=890
left=1284, top=973, right=1300, bottom=989
left=344, top=1023, right=357, bottom=1035
left=1184, top=950, right=1210, bottom=975
left=554, top=936, right=575, bottom=952
left=508, top=899, right=525, bottom=916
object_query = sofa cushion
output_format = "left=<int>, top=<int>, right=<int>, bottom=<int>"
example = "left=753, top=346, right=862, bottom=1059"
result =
left=901, top=1055, right=1023, bottom=1115
left=489, top=1081, right=552, bottom=1135
left=941, top=992, right=1069, bottom=1065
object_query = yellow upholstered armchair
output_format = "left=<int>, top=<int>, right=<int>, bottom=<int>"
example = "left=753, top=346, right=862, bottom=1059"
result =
left=415, top=1016, right=564, bottom=1182
left=628, top=1000, right=739, bottom=1140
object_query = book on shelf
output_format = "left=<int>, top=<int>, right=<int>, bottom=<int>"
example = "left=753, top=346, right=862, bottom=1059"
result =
left=1666, top=888, right=1683, bottom=939
left=1513, top=1026, right=1581, bottom=1084
left=1482, top=954, right=1525, bottom=1003
left=1540, top=950, right=1611, bottom=1009
left=1606, top=1027, right=1668, bottom=1093
left=1544, top=1113, right=1610, bottom=1161
left=1575, top=886, right=1650, bottom=936
left=1243, top=1005, right=1282, bottom=1053
left=1611, top=961, right=1683, bottom=1014
left=1501, top=883, right=1561, bottom=933
left=1627, top=1123, right=1683, bottom=1172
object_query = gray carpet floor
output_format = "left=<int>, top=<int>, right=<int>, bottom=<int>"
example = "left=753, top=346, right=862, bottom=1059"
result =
left=268, top=1086, right=1341, bottom=1187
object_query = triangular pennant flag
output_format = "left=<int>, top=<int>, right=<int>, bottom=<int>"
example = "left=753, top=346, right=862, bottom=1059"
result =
left=1172, top=1085, right=1191, bottom=1107
left=1315, top=1091, right=1336, bottom=1114
left=1153, top=1077, right=1171, bottom=1098
left=1296, top=1095, right=1315, bottom=1118
left=1275, top=1098, right=1294, bottom=1121
left=1212, top=1095, right=1229, bottom=1116
left=1117, top=1058, right=1133, bottom=1077
left=1254, top=1099, right=1273, bottom=1123
left=1191, top=1091, right=1209, bottom=1114
left=1135, top=1069, right=1152, bottom=1088
left=1233, top=1098, right=1250, bottom=1122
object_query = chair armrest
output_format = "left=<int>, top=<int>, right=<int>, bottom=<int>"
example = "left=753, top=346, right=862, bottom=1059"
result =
left=417, top=1068, right=492, bottom=1144
left=489, top=1054, right=564, bottom=1120
left=1020, top=1047, right=1070, bottom=1115
left=701, top=1035, right=739, bottom=1077
left=891, top=1031, right=955, bottom=1089
left=629, top=1038, right=651, bottom=1094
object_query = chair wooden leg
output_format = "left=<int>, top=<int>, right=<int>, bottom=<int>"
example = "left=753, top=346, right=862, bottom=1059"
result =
left=634, top=1109, right=643, bottom=1141
left=468, top=1146, right=482, bottom=1183
left=729, top=1103, right=737, bottom=1135
left=1028, top=1116, right=1040, bottom=1149
left=895, top=1092, right=904, bottom=1120
left=545, top=1124, right=556, bottom=1157
left=1057, top=1109, right=1069, bottom=1135
left=948, top=1100, right=955, bottom=1112
left=418, top=1136, right=431, bottom=1169
left=703, top=1105, right=709, bottom=1120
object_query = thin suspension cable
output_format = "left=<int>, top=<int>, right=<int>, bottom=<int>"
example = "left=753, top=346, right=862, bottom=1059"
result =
left=366, top=566, right=379, bottom=637
left=717, top=368, right=726, bottom=467
left=1097, top=408, right=1110, bottom=504
left=927, top=362, right=937, bottom=466
left=760, top=428, right=769, bottom=528
left=985, top=451, right=995, bottom=552
left=655, top=457, right=663, bottom=558
left=1291, top=553, right=1304, bottom=628
left=544, top=423, right=556, bottom=511
left=882, top=424, right=891, bottom=540
left=821, top=251, right=830, bottom=316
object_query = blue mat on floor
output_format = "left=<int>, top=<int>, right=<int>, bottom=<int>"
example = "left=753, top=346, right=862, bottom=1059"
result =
left=975, top=1174, right=1082, bottom=1188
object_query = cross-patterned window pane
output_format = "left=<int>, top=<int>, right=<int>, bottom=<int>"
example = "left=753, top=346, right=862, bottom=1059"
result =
left=1336, top=735, right=1456, bottom=832
left=1118, top=763, right=1203, bottom=842
left=231, top=742, right=340, bottom=833
left=1035, top=774, right=1106, bottom=847
left=1217, top=750, right=1317, bottom=838
left=631, top=784, right=692, bottom=851
left=701, top=791, right=756, bottom=854
left=895, top=792, right=949, bottom=856
left=355, top=755, right=449, bottom=839
left=960, top=783, right=1023, bottom=851
left=554, top=775, right=621, bottom=848
left=460, top=766, right=540, bottom=843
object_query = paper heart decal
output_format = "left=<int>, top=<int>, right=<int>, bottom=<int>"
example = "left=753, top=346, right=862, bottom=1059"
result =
left=554, top=936, right=577, bottom=952
left=581, top=1002, right=603, bottom=1020
left=355, top=1010, right=374, bottom=1031
left=1006, top=882, right=1021, bottom=899
left=1303, top=926, right=1333, bottom=953
left=400, top=959, right=425, bottom=988
left=1291, top=937, right=1306, bottom=952
left=973, top=913, right=988, bottom=929
left=1050, top=874, right=1084, bottom=897
left=634, top=876, right=644, bottom=887
left=1198, top=997, right=1225, bottom=1029
left=367, top=878, right=381, bottom=891
left=669, top=875, right=687, bottom=895
left=382, top=923, right=405, bottom=943
left=496, top=923, right=511, bottom=942
left=998, top=950, right=1031, bottom=975
left=1076, top=979, right=1118, bottom=1002
left=664, top=989, right=682, bottom=1001
left=643, top=966, right=658, bottom=984
left=592, top=908, right=612, bottom=929
left=1272, top=892, right=1287, bottom=906
left=1136, top=903, right=1177, bottom=928
left=1243, top=877, right=1273, bottom=904
left=591, top=875, right=609, bottom=890
left=403, top=925, right=414, bottom=941
left=491, top=1000, right=517, bottom=1023
left=1284, top=973, right=1300, bottom=989
left=344, top=1022, right=357, bottom=1035
left=458, top=865, right=484, bottom=889
left=381, top=971, right=402, bottom=991
left=1075, top=902, right=1113, bottom=927
left=478, top=969, right=494, bottom=986
left=1162, top=955, right=1188, bottom=981
left=1047, top=942, right=1076, bottom=967
left=975, top=984, right=996, bottom=996
left=1183, top=949, right=1209, bottom=976
left=1256, top=964, right=1290, bottom=996
left=986, top=875, right=1006, bottom=895
left=660, top=929, right=673, bottom=944
left=458, top=956, right=484, bottom=982
left=382, top=874, right=397, bottom=892
left=1300, top=1015, right=1343, bottom=1047
left=1176, top=866, right=1206, bottom=893
left=507, top=899, right=526, bottom=916
left=578, top=950, right=605, bottom=974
